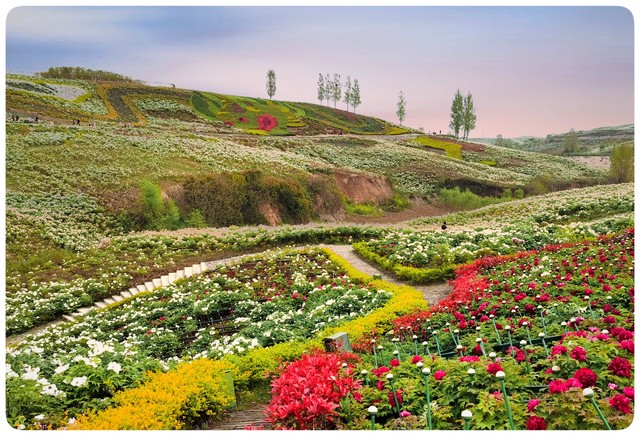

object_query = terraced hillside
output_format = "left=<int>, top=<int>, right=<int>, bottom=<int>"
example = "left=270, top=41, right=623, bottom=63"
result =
left=7, top=74, right=408, bottom=136
left=5, top=72, right=611, bottom=256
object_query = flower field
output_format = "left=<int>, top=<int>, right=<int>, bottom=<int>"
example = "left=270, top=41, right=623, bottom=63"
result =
left=5, top=248, right=395, bottom=428
left=265, top=230, right=634, bottom=430
left=4, top=72, right=634, bottom=431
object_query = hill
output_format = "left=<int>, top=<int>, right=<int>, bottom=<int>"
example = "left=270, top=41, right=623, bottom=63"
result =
left=6, top=73, right=610, bottom=252
left=472, top=124, right=634, bottom=156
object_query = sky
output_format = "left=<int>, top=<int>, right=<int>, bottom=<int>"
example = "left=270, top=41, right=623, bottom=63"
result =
left=2, top=1, right=637, bottom=138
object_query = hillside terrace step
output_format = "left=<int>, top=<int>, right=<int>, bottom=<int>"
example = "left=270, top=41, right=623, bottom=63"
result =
left=192, top=264, right=202, bottom=274
left=62, top=315, right=75, bottom=322
left=112, top=295, right=123, bottom=302
left=145, top=282, right=154, bottom=291
left=184, top=267, right=193, bottom=277
left=161, top=275, right=170, bottom=286
left=95, top=302, right=107, bottom=309
left=200, top=262, right=209, bottom=272
left=121, top=290, right=133, bottom=299
left=176, top=270, right=185, bottom=279
left=103, top=298, right=115, bottom=305
left=72, top=312, right=83, bottom=318
left=169, top=272, right=177, bottom=282
left=77, top=307, right=93, bottom=314
left=152, top=278, right=162, bottom=288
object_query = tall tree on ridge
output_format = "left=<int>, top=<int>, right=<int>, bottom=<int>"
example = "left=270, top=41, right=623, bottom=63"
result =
left=449, top=89, right=464, bottom=138
left=351, top=79, right=361, bottom=114
left=462, top=92, right=476, bottom=141
left=396, top=90, right=406, bottom=126
left=266, top=69, right=276, bottom=100
left=343, top=76, right=352, bottom=112
left=317, top=73, right=326, bottom=105
left=332, top=73, right=342, bottom=109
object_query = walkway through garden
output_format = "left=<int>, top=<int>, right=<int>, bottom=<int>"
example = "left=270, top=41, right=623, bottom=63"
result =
left=6, top=244, right=453, bottom=430
left=208, top=245, right=452, bottom=430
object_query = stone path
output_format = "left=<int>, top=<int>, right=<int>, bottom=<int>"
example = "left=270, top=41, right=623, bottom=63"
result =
left=7, top=242, right=454, bottom=429
left=324, top=245, right=452, bottom=306
left=7, top=245, right=452, bottom=348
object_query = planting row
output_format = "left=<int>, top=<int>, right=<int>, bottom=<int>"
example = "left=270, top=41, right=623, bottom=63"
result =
left=5, top=248, right=392, bottom=428
left=265, top=229, right=634, bottom=430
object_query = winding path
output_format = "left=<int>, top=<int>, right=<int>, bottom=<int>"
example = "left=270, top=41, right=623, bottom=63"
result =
left=6, top=243, right=453, bottom=430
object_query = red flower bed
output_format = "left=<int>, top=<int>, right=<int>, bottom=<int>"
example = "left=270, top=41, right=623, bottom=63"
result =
left=266, top=351, right=362, bottom=430
left=257, top=114, right=278, bottom=131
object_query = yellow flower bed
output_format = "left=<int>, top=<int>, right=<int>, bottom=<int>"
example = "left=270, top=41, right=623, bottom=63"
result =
left=70, top=248, right=428, bottom=430
left=70, top=359, right=236, bottom=430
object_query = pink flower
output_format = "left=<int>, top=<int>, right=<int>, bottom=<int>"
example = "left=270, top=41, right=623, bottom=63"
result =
left=549, top=379, right=569, bottom=394
left=570, top=346, right=587, bottom=362
left=399, top=410, right=412, bottom=417
left=371, top=366, right=390, bottom=377
left=390, top=358, right=400, bottom=367
left=388, top=390, right=403, bottom=407
left=460, top=355, right=479, bottom=363
left=528, top=399, right=541, bottom=412
left=526, top=416, right=547, bottom=430
left=623, top=386, right=634, bottom=399
left=565, top=377, right=583, bottom=389
left=411, top=355, right=424, bottom=364
left=434, top=370, right=446, bottom=381
left=619, top=339, right=634, bottom=355
left=609, top=393, right=632, bottom=414
left=487, top=363, right=504, bottom=376
left=573, top=368, right=598, bottom=388
left=551, top=345, right=568, bottom=356
left=608, top=356, right=632, bottom=378
left=608, top=383, right=619, bottom=390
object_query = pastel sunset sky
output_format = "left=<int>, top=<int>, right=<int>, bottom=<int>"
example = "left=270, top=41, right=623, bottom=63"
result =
left=4, top=2, right=636, bottom=137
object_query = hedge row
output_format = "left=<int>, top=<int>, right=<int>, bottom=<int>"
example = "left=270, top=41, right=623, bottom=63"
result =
left=352, top=241, right=455, bottom=284
left=69, top=248, right=429, bottom=430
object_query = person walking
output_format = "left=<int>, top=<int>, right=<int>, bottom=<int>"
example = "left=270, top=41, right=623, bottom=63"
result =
left=441, top=221, right=447, bottom=231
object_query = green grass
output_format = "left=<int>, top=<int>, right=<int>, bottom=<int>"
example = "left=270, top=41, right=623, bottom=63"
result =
left=413, top=135, right=463, bottom=159
left=438, top=186, right=505, bottom=210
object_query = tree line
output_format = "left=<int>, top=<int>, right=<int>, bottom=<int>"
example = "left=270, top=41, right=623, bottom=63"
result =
left=316, top=73, right=362, bottom=113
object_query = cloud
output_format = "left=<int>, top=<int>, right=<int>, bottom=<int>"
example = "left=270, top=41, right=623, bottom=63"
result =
left=6, top=7, right=144, bottom=44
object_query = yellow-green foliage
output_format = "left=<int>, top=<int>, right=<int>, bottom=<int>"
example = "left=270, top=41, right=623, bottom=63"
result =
left=70, top=359, right=237, bottom=430
left=319, top=248, right=428, bottom=338
left=69, top=249, right=427, bottom=430
left=413, top=135, right=463, bottom=159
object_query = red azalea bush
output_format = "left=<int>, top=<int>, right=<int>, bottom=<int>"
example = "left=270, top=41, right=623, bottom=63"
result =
left=257, top=114, right=278, bottom=131
left=266, top=351, right=362, bottom=429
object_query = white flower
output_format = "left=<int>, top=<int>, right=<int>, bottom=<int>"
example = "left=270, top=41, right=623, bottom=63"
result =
left=70, top=376, right=88, bottom=387
left=34, top=414, right=45, bottom=421
left=107, top=362, right=122, bottom=373
left=22, top=365, right=40, bottom=380
left=6, top=364, right=18, bottom=378
left=368, top=405, right=378, bottom=414
left=55, top=364, right=70, bottom=374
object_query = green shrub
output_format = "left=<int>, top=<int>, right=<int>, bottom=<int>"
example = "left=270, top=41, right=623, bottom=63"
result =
left=344, top=200, right=383, bottom=217
left=186, top=209, right=207, bottom=228
left=438, top=186, right=504, bottom=210
left=139, top=180, right=182, bottom=230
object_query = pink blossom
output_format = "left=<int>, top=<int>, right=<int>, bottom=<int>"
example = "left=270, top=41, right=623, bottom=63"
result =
left=528, top=399, right=541, bottom=412
left=623, top=386, right=634, bottom=399
left=434, top=370, right=446, bottom=380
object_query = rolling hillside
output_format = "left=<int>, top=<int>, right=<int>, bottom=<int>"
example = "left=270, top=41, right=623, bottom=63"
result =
left=6, top=73, right=610, bottom=253
left=473, top=124, right=634, bottom=156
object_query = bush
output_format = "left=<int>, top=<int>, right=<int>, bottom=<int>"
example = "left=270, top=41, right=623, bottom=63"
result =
left=139, top=180, right=182, bottom=230
left=70, top=359, right=237, bottom=430
left=438, top=186, right=505, bottom=210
